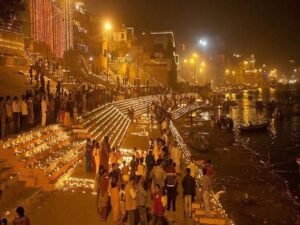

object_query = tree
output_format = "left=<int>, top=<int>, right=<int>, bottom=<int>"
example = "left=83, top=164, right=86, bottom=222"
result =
left=0, top=0, right=26, bottom=28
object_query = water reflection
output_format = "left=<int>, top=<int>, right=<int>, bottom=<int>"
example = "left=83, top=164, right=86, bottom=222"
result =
left=226, top=86, right=300, bottom=196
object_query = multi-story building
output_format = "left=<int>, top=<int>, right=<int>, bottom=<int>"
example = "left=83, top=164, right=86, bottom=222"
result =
left=133, top=31, right=178, bottom=87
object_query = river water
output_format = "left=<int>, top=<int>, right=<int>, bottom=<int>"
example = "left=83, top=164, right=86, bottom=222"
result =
left=175, top=85, right=300, bottom=225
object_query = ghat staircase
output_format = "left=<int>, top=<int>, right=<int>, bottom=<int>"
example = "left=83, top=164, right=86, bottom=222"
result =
left=0, top=95, right=159, bottom=191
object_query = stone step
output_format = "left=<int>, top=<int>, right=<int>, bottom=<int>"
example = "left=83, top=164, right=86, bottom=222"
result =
left=194, top=210, right=217, bottom=216
left=111, top=119, right=131, bottom=147
left=1, top=125, right=63, bottom=150
left=26, top=137, right=73, bottom=165
left=90, top=109, right=120, bottom=138
left=99, top=112, right=126, bottom=141
left=197, top=217, right=226, bottom=225
left=83, top=105, right=114, bottom=127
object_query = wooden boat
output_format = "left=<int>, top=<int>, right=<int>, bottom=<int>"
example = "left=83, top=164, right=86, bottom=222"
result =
left=239, top=122, right=269, bottom=132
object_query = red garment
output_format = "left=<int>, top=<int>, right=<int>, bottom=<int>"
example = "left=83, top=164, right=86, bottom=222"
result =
left=205, top=165, right=215, bottom=176
left=153, top=193, right=165, bottom=217
left=13, top=216, right=30, bottom=225
left=165, top=164, right=177, bottom=187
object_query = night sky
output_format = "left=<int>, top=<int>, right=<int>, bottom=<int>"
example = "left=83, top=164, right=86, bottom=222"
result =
left=88, top=0, right=300, bottom=70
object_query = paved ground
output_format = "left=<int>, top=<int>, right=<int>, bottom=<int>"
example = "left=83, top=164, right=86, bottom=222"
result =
left=25, top=121, right=195, bottom=225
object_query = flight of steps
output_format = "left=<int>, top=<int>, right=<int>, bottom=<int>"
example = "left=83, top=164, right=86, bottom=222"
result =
left=79, top=104, right=131, bottom=147
left=192, top=202, right=232, bottom=225
left=113, top=95, right=159, bottom=117
left=171, top=102, right=200, bottom=120
left=0, top=125, right=85, bottom=190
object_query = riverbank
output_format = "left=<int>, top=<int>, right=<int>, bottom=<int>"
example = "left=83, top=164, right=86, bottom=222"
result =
left=175, top=114, right=299, bottom=225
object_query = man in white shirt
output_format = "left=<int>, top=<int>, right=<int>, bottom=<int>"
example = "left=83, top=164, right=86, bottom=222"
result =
left=170, top=141, right=181, bottom=174
left=161, top=118, right=168, bottom=130
left=12, top=97, right=20, bottom=133
left=20, top=96, right=28, bottom=130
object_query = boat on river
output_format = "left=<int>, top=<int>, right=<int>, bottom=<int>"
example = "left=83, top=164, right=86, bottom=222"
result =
left=239, top=122, right=270, bottom=132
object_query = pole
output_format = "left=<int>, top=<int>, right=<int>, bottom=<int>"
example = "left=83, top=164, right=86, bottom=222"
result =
left=106, top=38, right=109, bottom=82
left=194, top=63, right=196, bottom=86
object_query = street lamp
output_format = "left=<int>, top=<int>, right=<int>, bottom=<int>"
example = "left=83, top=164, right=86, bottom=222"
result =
left=104, top=21, right=112, bottom=81
left=199, top=39, right=208, bottom=48
left=190, top=58, right=196, bottom=87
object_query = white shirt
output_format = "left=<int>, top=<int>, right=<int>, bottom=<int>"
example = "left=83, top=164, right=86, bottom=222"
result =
left=20, top=100, right=28, bottom=115
left=162, top=120, right=168, bottom=130
left=12, top=100, right=20, bottom=113
left=171, top=146, right=181, bottom=161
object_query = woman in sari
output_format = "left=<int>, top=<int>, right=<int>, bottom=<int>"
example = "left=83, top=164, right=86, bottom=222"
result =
left=100, top=136, right=110, bottom=171
left=109, top=163, right=121, bottom=223
left=96, top=166, right=109, bottom=221
left=93, top=142, right=101, bottom=174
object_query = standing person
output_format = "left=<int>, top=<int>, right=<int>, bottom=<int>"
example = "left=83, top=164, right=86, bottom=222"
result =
left=137, top=176, right=148, bottom=225
left=119, top=183, right=126, bottom=224
left=48, top=96, right=55, bottom=124
left=152, top=184, right=166, bottom=225
left=182, top=168, right=196, bottom=218
left=96, top=166, right=109, bottom=222
left=12, top=97, right=20, bottom=133
left=5, top=96, right=13, bottom=135
left=136, top=158, right=146, bottom=178
left=41, top=96, right=47, bottom=126
left=27, top=96, right=34, bottom=127
left=170, top=141, right=181, bottom=174
left=40, top=73, right=45, bottom=91
left=145, top=150, right=155, bottom=181
left=100, top=136, right=110, bottom=171
left=165, top=159, right=177, bottom=212
left=130, top=155, right=136, bottom=178
left=109, top=163, right=121, bottom=224
left=121, top=161, right=129, bottom=183
left=109, top=147, right=119, bottom=168
left=64, top=98, right=72, bottom=127
left=161, top=118, right=168, bottom=130
left=92, top=142, right=101, bottom=174
left=1, top=218, right=7, bottom=225
left=125, top=177, right=137, bottom=225
left=204, top=159, right=215, bottom=177
left=202, top=167, right=211, bottom=215
left=46, top=80, right=50, bottom=95
left=12, top=206, right=30, bottom=225
left=20, top=96, right=28, bottom=131
left=85, top=138, right=92, bottom=172
left=0, top=97, right=6, bottom=138
left=150, top=159, right=166, bottom=195
left=153, top=138, right=162, bottom=162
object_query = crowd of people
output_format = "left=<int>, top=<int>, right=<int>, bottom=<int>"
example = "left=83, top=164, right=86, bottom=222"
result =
left=0, top=79, right=122, bottom=139
left=84, top=104, right=214, bottom=225
left=0, top=206, right=30, bottom=225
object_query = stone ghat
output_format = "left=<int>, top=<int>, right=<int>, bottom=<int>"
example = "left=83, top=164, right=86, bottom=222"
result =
left=74, top=95, right=160, bottom=146
left=0, top=96, right=161, bottom=191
